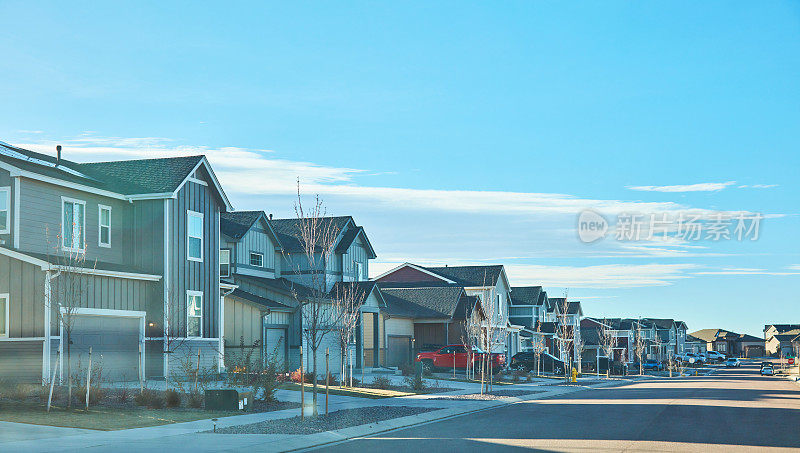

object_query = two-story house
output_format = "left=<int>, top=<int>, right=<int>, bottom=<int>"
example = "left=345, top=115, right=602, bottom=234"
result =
left=373, top=263, right=516, bottom=355
left=509, top=286, right=547, bottom=352
left=0, top=142, right=231, bottom=382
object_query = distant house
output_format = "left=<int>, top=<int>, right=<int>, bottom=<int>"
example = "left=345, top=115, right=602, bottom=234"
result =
left=581, top=318, right=636, bottom=363
left=374, top=263, right=515, bottom=355
left=691, top=328, right=764, bottom=358
left=509, top=286, right=548, bottom=352
left=684, top=334, right=707, bottom=355
left=764, top=324, right=800, bottom=357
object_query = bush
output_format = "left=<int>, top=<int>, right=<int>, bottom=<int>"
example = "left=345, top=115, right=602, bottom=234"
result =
left=187, top=392, right=203, bottom=409
left=6, top=383, right=34, bottom=401
left=403, top=374, right=426, bottom=391
left=290, top=368, right=315, bottom=384
left=372, top=376, right=392, bottom=390
left=512, top=369, right=525, bottom=382
left=165, top=389, right=181, bottom=408
left=149, top=393, right=165, bottom=409
left=253, top=359, right=279, bottom=403
left=399, top=363, right=416, bottom=376
left=117, top=387, right=131, bottom=404
left=134, top=388, right=156, bottom=407
left=76, top=385, right=106, bottom=406
left=526, top=372, right=534, bottom=382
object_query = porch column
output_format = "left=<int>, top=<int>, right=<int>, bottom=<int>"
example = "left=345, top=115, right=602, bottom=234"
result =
left=373, top=313, right=379, bottom=367
left=355, top=313, right=363, bottom=369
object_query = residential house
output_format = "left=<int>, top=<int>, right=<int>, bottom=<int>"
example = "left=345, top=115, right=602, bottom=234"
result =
left=0, top=142, right=231, bottom=382
left=509, top=286, right=547, bottom=352
left=379, top=285, right=484, bottom=362
left=764, top=324, right=800, bottom=356
left=373, top=263, right=516, bottom=355
left=581, top=318, right=637, bottom=363
left=547, top=297, right=583, bottom=370
left=691, top=328, right=764, bottom=357
left=684, top=334, right=707, bottom=355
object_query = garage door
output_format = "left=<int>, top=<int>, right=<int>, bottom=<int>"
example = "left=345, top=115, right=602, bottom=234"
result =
left=69, top=315, right=141, bottom=382
left=387, top=336, right=412, bottom=367
left=264, top=327, right=286, bottom=370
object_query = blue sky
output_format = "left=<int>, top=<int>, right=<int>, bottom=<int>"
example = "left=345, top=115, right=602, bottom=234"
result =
left=0, top=1, right=798, bottom=335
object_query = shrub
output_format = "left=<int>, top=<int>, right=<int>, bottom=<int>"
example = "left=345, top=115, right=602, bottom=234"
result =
left=372, top=376, right=392, bottom=390
left=149, top=393, right=165, bottom=409
left=165, top=389, right=181, bottom=408
left=253, top=359, right=279, bottom=403
left=134, top=388, right=155, bottom=407
left=399, top=363, right=416, bottom=376
left=187, top=392, right=203, bottom=409
left=117, top=387, right=131, bottom=404
left=290, top=368, right=315, bottom=384
left=76, top=385, right=106, bottom=406
left=403, top=374, right=426, bottom=391
left=512, top=369, right=525, bottom=382
left=526, top=372, right=534, bottom=382
left=6, top=383, right=34, bottom=401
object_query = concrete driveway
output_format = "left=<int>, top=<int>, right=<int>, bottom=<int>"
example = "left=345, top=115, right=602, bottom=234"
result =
left=315, top=360, right=800, bottom=452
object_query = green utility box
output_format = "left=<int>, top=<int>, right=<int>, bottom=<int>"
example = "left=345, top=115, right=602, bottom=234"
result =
left=205, top=389, right=253, bottom=411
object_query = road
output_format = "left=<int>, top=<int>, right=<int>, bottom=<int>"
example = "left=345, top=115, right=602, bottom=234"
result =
left=314, top=361, right=800, bottom=452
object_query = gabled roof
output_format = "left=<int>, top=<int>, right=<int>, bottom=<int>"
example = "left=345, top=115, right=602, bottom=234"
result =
left=510, top=286, right=543, bottom=306
left=329, top=281, right=385, bottom=308
left=270, top=216, right=376, bottom=258
left=764, top=324, right=800, bottom=334
left=221, top=211, right=282, bottom=246
left=379, top=285, right=470, bottom=319
left=230, top=288, right=292, bottom=311
left=585, top=317, right=636, bottom=331
left=0, top=142, right=233, bottom=210
left=421, top=265, right=505, bottom=287
left=685, top=334, right=704, bottom=343
left=737, top=333, right=763, bottom=343
left=645, top=318, right=677, bottom=330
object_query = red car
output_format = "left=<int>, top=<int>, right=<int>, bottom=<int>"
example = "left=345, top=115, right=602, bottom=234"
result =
left=415, top=344, right=506, bottom=373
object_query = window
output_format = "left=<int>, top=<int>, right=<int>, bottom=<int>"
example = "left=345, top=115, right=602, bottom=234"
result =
left=0, top=294, right=7, bottom=337
left=98, top=205, right=111, bottom=248
left=187, top=291, right=203, bottom=337
left=356, top=262, right=364, bottom=281
left=187, top=211, right=203, bottom=261
left=497, top=294, right=503, bottom=317
left=0, top=187, right=8, bottom=234
left=249, top=252, right=264, bottom=267
left=61, top=197, right=86, bottom=251
left=220, top=249, right=231, bottom=277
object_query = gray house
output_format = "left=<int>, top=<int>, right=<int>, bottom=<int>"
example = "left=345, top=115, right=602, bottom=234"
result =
left=0, top=142, right=231, bottom=382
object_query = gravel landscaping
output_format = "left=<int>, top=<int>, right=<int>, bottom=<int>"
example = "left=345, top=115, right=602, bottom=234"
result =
left=214, top=406, right=438, bottom=434
left=432, top=389, right=545, bottom=401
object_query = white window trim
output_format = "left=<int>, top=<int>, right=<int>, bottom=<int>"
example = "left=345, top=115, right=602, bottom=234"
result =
left=186, top=290, right=203, bottom=338
left=249, top=251, right=264, bottom=268
left=0, top=293, right=8, bottom=338
left=61, top=196, right=86, bottom=252
left=98, top=204, right=112, bottom=248
left=0, top=187, right=9, bottom=235
left=187, top=210, right=204, bottom=262
left=220, top=249, right=231, bottom=277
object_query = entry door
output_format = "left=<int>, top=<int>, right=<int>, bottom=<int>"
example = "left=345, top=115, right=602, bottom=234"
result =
left=264, top=327, right=287, bottom=369
left=387, top=336, right=411, bottom=367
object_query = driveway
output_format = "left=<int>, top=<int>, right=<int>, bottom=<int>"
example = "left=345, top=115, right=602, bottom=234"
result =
left=315, top=361, right=800, bottom=452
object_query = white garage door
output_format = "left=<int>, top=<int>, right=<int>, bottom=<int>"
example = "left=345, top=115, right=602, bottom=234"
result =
left=265, top=328, right=287, bottom=370
left=69, top=315, right=141, bottom=382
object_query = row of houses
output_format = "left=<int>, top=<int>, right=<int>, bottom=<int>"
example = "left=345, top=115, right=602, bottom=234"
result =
left=579, top=318, right=694, bottom=366
left=0, top=143, right=594, bottom=383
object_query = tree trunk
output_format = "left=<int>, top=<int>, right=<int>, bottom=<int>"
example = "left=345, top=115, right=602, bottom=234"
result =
left=67, top=332, right=72, bottom=408
left=312, top=347, right=318, bottom=416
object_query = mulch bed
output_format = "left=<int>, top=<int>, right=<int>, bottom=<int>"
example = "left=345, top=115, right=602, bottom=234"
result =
left=214, top=406, right=438, bottom=435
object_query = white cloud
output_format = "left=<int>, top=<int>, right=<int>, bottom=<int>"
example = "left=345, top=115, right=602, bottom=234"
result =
left=628, top=181, right=736, bottom=193
left=694, top=267, right=800, bottom=276
left=738, top=184, right=778, bottom=189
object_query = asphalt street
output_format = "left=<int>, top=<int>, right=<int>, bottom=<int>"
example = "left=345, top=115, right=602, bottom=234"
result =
left=314, top=361, right=800, bottom=452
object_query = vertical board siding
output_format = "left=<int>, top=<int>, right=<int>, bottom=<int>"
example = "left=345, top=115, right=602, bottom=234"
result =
left=169, top=179, right=220, bottom=339
left=0, top=169, right=13, bottom=245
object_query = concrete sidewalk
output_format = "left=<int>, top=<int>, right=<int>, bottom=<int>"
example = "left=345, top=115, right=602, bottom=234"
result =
left=2, top=377, right=628, bottom=453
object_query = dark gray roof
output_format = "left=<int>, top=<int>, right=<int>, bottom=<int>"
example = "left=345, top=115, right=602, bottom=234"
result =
left=379, top=286, right=468, bottom=319
left=510, top=286, right=543, bottom=306
left=0, top=143, right=227, bottom=205
left=270, top=216, right=353, bottom=253
left=232, top=274, right=317, bottom=300
left=645, top=318, right=676, bottom=330
left=329, top=281, right=382, bottom=307
left=566, top=301, right=581, bottom=315
left=12, top=248, right=157, bottom=276
left=231, top=288, right=292, bottom=310
left=580, top=327, right=600, bottom=346
left=221, top=211, right=263, bottom=239
left=586, top=317, right=636, bottom=331
left=421, top=265, right=505, bottom=287
left=738, top=333, right=763, bottom=343
left=765, top=324, right=800, bottom=334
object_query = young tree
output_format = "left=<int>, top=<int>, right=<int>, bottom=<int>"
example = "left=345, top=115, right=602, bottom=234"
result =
left=46, top=226, right=96, bottom=408
left=286, top=181, right=342, bottom=416
left=533, top=321, right=547, bottom=377
left=477, top=271, right=503, bottom=394
left=555, top=292, right=574, bottom=381
left=330, top=282, right=364, bottom=386
left=598, top=319, right=618, bottom=377
left=459, top=297, right=482, bottom=381
left=634, top=319, right=647, bottom=375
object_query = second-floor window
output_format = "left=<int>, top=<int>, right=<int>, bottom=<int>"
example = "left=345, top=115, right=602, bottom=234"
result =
left=356, top=262, right=364, bottom=281
left=187, top=291, right=203, bottom=337
left=220, top=249, right=230, bottom=277
left=187, top=211, right=203, bottom=262
left=0, top=293, right=8, bottom=338
left=62, top=197, right=86, bottom=252
left=249, top=252, right=264, bottom=268
left=0, top=187, right=9, bottom=234
left=98, top=205, right=111, bottom=248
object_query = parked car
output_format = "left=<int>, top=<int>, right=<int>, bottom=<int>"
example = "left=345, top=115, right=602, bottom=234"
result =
left=510, top=351, right=565, bottom=374
left=684, top=353, right=706, bottom=366
left=725, top=358, right=741, bottom=368
left=706, top=350, right=726, bottom=362
left=642, top=359, right=664, bottom=371
left=416, top=344, right=505, bottom=373
left=760, top=363, right=774, bottom=376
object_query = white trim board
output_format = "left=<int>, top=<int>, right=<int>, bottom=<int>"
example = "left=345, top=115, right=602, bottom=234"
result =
left=370, top=262, right=457, bottom=284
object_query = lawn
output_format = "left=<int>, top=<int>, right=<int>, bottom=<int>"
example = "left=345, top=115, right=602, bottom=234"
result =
left=0, top=401, right=242, bottom=430
left=278, top=382, right=412, bottom=399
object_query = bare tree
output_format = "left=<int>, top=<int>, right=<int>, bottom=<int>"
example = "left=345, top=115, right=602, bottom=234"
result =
left=555, top=292, right=573, bottom=381
left=330, top=282, right=364, bottom=386
left=460, top=299, right=482, bottom=381
left=598, top=319, right=618, bottom=377
left=477, top=272, right=503, bottom=394
left=634, top=319, right=647, bottom=375
left=533, top=321, right=546, bottom=377
left=286, top=181, right=343, bottom=416
left=46, top=226, right=96, bottom=408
